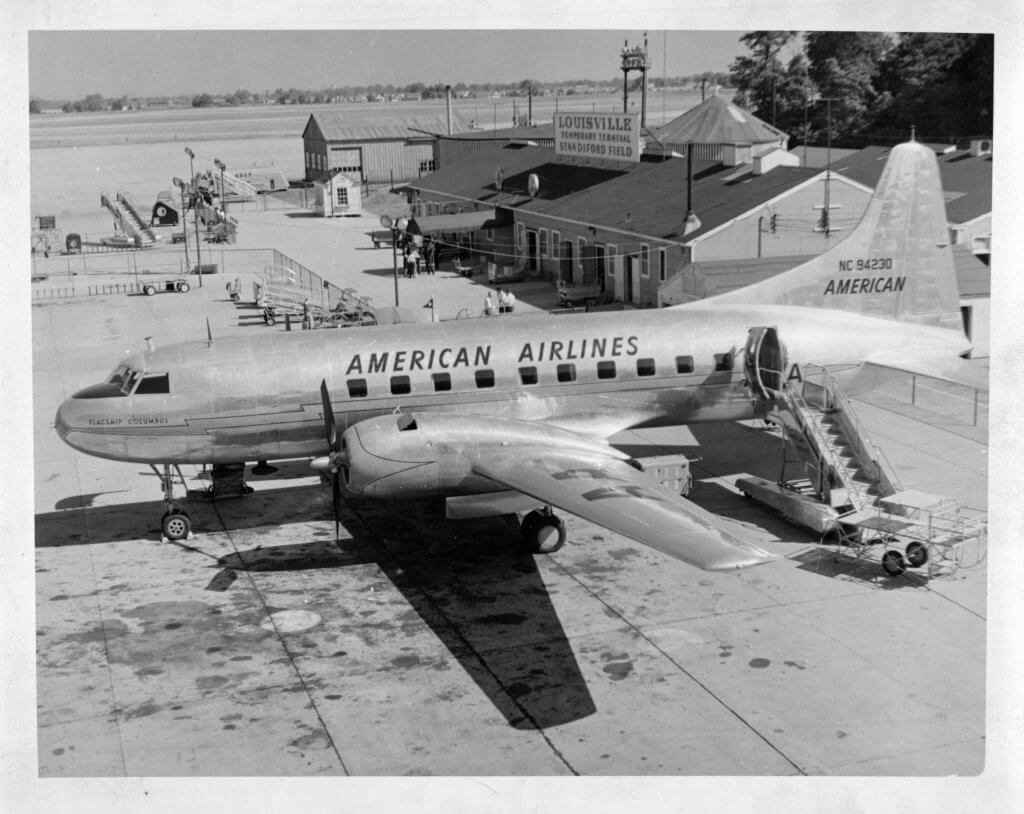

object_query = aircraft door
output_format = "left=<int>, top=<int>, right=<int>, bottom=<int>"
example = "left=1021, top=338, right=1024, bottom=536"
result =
left=744, top=326, right=787, bottom=401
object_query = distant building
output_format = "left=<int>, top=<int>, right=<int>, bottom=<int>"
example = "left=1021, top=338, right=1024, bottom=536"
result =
left=301, top=109, right=468, bottom=184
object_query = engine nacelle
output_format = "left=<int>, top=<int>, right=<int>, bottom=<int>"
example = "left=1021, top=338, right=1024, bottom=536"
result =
left=341, top=412, right=627, bottom=500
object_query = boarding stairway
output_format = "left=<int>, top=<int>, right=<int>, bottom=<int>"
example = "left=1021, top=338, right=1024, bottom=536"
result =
left=736, top=327, right=986, bottom=577
left=100, top=191, right=157, bottom=246
left=216, top=169, right=258, bottom=202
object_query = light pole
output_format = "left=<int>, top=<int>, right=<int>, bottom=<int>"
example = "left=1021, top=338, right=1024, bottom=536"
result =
left=174, top=175, right=203, bottom=286
left=380, top=214, right=408, bottom=306
left=172, top=176, right=190, bottom=275
left=214, top=158, right=227, bottom=217
left=184, top=147, right=195, bottom=185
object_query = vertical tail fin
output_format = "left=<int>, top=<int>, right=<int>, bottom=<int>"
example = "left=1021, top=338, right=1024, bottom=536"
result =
left=710, top=141, right=961, bottom=330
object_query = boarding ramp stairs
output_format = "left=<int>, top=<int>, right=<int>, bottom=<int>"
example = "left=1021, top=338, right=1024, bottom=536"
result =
left=735, top=327, right=986, bottom=577
left=100, top=191, right=157, bottom=246
left=217, top=169, right=258, bottom=202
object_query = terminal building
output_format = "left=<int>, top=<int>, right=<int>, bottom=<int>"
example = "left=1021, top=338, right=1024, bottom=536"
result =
left=403, top=96, right=992, bottom=355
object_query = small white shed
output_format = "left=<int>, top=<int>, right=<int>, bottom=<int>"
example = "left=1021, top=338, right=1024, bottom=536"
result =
left=313, top=169, right=362, bottom=217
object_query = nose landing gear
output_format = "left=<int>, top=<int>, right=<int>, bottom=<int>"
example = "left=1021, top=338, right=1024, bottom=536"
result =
left=152, top=464, right=191, bottom=541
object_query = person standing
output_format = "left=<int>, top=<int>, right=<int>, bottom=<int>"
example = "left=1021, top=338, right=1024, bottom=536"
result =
left=497, top=290, right=508, bottom=314
left=506, top=289, right=517, bottom=313
left=424, top=239, right=435, bottom=274
left=483, top=292, right=494, bottom=317
left=302, top=298, right=313, bottom=330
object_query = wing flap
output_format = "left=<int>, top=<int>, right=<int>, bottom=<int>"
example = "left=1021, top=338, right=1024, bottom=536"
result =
left=472, top=452, right=777, bottom=571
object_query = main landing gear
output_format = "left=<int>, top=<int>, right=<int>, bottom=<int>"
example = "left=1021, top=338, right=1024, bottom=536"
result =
left=152, top=464, right=192, bottom=541
left=520, top=508, right=566, bottom=554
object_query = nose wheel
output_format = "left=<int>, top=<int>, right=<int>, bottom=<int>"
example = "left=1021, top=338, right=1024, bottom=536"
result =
left=152, top=464, right=192, bottom=541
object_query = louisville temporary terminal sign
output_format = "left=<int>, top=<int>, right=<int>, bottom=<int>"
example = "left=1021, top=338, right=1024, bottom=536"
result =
left=554, top=112, right=640, bottom=163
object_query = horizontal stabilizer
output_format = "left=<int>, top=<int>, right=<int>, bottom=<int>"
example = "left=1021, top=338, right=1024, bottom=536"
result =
left=849, top=348, right=989, bottom=394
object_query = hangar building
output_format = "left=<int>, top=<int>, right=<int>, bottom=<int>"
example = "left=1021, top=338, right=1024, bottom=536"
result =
left=302, top=109, right=469, bottom=185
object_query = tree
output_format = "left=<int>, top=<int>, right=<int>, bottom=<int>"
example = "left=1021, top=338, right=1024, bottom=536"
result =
left=804, top=32, right=892, bottom=142
left=191, top=93, right=214, bottom=108
left=870, top=33, right=992, bottom=141
left=82, top=93, right=106, bottom=112
left=729, top=31, right=796, bottom=123
left=29, top=98, right=41, bottom=114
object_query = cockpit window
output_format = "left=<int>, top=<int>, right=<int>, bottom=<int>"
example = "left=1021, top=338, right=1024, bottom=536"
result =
left=135, top=373, right=170, bottom=395
left=106, top=364, right=133, bottom=392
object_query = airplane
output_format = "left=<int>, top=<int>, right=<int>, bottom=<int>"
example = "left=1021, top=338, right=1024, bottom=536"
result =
left=54, top=140, right=987, bottom=572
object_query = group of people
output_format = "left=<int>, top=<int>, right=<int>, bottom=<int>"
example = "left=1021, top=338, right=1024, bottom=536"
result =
left=402, top=237, right=437, bottom=278
left=483, top=289, right=517, bottom=316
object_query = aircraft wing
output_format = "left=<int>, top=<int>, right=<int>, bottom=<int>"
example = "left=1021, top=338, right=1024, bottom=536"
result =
left=471, top=451, right=778, bottom=571
left=858, top=347, right=989, bottom=393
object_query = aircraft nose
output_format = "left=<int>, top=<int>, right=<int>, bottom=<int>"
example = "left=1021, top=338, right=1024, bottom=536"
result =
left=54, top=399, right=73, bottom=443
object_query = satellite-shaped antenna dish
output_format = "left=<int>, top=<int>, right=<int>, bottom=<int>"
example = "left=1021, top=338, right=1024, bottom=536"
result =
left=494, top=167, right=504, bottom=192
left=527, top=173, right=540, bottom=197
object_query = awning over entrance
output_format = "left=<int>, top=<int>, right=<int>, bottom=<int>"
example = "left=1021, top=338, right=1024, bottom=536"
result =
left=408, top=209, right=501, bottom=235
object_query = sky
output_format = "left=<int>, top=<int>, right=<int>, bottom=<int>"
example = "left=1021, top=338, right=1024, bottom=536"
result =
left=28, top=29, right=750, bottom=100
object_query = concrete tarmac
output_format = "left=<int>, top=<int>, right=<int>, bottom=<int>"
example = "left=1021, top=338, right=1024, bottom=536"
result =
left=32, top=204, right=988, bottom=777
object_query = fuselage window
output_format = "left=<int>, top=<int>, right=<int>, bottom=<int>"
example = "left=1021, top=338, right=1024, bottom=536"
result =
left=676, top=355, right=694, bottom=373
left=597, top=360, right=617, bottom=380
left=475, top=369, right=495, bottom=388
left=518, top=366, right=537, bottom=385
left=557, top=363, right=576, bottom=383
left=347, top=378, right=368, bottom=398
left=390, top=375, right=411, bottom=395
left=134, top=373, right=170, bottom=394
left=714, top=352, right=734, bottom=372
left=432, top=372, right=451, bottom=392
left=637, top=358, right=656, bottom=377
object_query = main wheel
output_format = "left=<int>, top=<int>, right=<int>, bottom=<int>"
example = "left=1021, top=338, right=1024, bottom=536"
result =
left=905, top=541, right=929, bottom=568
left=177, top=281, right=190, bottom=293
left=143, top=284, right=157, bottom=296
left=161, top=511, right=191, bottom=541
left=881, top=549, right=906, bottom=576
left=522, top=512, right=566, bottom=554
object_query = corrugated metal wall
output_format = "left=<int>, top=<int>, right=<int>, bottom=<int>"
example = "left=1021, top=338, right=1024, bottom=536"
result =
left=305, top=136, right=437, bottom=184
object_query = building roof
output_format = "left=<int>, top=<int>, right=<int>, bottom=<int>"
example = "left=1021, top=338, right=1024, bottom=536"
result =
left=312, top=168, right=356, bottom=185
left=409, top=142, right=824, bottom=244
left=439, top=123, right=555, bottom=142
left=303, top=109, right=469, bottom=142
left=677, top=250, right=989, bottom=298
left=653, top=93, right=786, bottom=146
left=829, top=144, right=992, bottom=223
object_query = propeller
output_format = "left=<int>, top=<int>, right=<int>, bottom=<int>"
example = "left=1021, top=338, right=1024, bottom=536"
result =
left=312, top=379, right=346, bottom=540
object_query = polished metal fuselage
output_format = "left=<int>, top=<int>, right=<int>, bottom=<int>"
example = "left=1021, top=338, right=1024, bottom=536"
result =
left=55, top=304, right=970, bottom=465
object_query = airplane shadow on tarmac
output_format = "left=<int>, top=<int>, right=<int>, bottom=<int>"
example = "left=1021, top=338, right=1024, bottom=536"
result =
left=36, top=483, right=598, bottom=731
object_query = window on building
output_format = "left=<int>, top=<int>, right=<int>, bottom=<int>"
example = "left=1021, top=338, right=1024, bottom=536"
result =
left=347, top=379, right=367, bottom=398
left=419, top=159, right=436, bottom=174
left=519, top=366, right=538, bottom=385
left=675, top=355, right=694, bottom=374
left=659, top=248, right=667, bottom=282
left=335, top=186, right=348, bottom=207
left=640, top=244, right=650, bottom=278
left=607, top=244, right=617, bottom=277
left=432, top=372, right=451, bottom=392
left=637, top=358, right=656, bottom=376
left=552, top=231, right=560, bottom=257
left=597, top=361, right=617, bottom=380
left=475, top=369, right=495, bottom=388
left=714, top=352, right=734, bottom=372
left=540, top=228, right=548, bottom=257
left=557, top=363, right=576, bottom=383
left=578, top=237, right=587, bottom=270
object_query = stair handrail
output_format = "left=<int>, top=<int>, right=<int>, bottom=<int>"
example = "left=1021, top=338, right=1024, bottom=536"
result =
left=781, top=385, right=870, bottom=510
left=804, top=364, right=905, bottom=494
